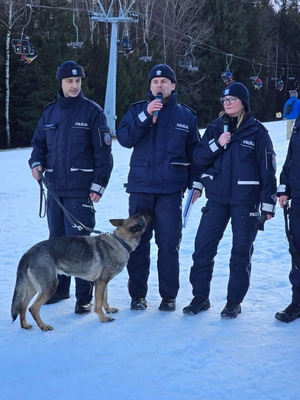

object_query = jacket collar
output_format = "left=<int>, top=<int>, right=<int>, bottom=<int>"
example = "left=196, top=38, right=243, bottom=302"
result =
left=148, top=90, right=177, bottom=109
left=58, top=89, right=85, bottom=109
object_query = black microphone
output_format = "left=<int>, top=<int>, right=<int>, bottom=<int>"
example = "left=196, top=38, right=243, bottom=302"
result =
left=153, top=92, right=163, bottom=121
left=223, top=115, right=230, bottom=149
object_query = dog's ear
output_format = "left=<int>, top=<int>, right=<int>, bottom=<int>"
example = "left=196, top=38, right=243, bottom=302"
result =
left=109, top=219, right=124, bottom=227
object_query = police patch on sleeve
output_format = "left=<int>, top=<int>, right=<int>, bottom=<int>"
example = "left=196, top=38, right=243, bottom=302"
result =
left=104, top=132, right=112, bottom=146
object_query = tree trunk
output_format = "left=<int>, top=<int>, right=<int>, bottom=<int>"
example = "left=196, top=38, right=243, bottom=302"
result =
left=5, top=1, right=13, bottom=149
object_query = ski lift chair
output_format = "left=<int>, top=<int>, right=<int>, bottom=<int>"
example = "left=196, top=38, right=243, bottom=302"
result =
left=179, top=39, right=199, bottom=72
left=67, top=41, right=84, bottom=49
left=188, top=65, right=199, bottom=72
left=253, top=78, right=263, bottom=90
left=179, top=60, right=192, bottom=68
left=140, top=55, right=152, bottom=62
left=11, top=6, right=37, bottom=64
left=187, top=53, right=199, bottom=71
left=276, top=80, right=284, bottom=91
left=12, top=38, right=35, bottom=56
left=221, top=71, right=233, bottom=84
left=288, top=66, right=295, bottom=80
left=67, top=11, right=84, bottom=49
left=139, top=40, right=152, bottom=62
left=250, top=62, right=262, bottom=89
left=121, top=37, right=132, bottom=52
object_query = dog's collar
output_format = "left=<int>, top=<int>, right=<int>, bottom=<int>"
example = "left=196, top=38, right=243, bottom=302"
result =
left=111, top=233, right=133, bottom=253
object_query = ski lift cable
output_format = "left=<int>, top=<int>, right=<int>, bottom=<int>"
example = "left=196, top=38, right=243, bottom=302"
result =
left=0, top=0, right=295, bottom=72
left=4, top=0, right=300, bottom=73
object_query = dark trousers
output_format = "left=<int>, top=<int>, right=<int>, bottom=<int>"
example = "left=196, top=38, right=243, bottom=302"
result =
left=47, top=195, right=95, bottom=302
left=127, top=192, right=182, bottom=299
left=190, top=200, right=259, bottom=304
left=289, top=200, right=300, bottom=305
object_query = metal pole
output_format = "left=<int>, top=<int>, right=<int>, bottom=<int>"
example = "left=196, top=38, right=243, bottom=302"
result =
left=104, top=22, right=118, bottom=135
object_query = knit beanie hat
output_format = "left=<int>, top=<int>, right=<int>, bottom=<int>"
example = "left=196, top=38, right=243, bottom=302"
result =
left=56, top=60, right=85, bottom=85
left=148, top=64, right=177, bottom=84
left=222, top=82, right=250, bottom=112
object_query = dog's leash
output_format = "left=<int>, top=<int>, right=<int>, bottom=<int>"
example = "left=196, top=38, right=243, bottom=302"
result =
left=38, top=179, right=47, bottom=218
left=38, top=172, right=102, bottom=235
left=283, top=204, right=300, bottom=270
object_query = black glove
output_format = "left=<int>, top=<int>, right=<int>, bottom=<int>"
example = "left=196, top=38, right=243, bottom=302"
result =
left=257, top=214, right=267, bottom=231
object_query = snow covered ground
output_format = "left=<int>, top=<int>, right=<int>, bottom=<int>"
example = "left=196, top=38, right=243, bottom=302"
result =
left=0, top=120, right=299, bottom=400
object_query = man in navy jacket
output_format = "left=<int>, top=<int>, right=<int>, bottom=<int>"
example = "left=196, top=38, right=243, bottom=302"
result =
left=276, top=113, right=300, bottom=322
left=117, top=64, right=202, bottom=312
left=29, top=60, right=113, bottom=314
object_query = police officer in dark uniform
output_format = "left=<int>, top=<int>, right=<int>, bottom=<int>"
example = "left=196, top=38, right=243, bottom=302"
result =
left=29, top=60, right=113, bottom=314
left=183, top=82, right=277, bottom=319
left=275, top=114, right=300, bottom=323
left=116, top=64, right=202, bottom=312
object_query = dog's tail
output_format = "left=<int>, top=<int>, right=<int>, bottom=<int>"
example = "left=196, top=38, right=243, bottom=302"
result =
left=11, top=256, right=28, bottom=322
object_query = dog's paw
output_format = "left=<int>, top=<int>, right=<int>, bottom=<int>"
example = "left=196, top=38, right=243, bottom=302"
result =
left=21, top=322, right=33, bottom=330
left=105, top=307, right=119, bottom=314
left=39, top=323, right=54, bottom=331
left=101, top=316, right=115, bottom=322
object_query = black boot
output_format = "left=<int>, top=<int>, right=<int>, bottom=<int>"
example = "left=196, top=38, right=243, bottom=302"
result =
left=130, top=296, right=147, bottom=310
left=75, top=300, right=92, bottom=314
left=220, top=301, right=241, bottom=319
left=183, top=296, right=210, bottom=315
left=158, top=297, right=176, bottom=312
left=275, top=302, right=300, bottom=323
left=45, top=292, right=70, bottom=305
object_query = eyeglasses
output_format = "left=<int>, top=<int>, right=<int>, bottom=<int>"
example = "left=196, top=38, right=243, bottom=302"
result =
left=220, top=96, right=238, bottom=105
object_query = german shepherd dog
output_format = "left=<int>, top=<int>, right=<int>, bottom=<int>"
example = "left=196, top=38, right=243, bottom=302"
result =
left=11, top=214, right=151, bottom=331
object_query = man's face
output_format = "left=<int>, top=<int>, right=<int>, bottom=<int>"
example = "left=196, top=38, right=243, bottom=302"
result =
left=61, top=77, right=82, bottom=97
left=150, top=77, right=176, bottom=102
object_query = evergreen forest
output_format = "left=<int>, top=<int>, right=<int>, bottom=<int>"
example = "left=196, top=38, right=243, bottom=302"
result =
left=1, top=0, right=300, bottom=149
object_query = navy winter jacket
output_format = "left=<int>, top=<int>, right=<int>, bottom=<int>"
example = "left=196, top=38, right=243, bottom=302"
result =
left=278, top=114, right=300, bottom=199
left=116, top=91, right=201, bottom=194
left=194, top=113, right=277, bottom=215
left=29, top=91, right=113, bottom=197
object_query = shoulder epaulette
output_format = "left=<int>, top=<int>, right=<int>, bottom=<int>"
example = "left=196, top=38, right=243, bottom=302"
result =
left=85, top=98, right=104, bottom=112
left=255, top=119, right=268, bottom=132
left=130, top=100, right=148, bottom=107
left=181, top=104, right=197, bottom=115
left=44, top=101, right=56, bottom=111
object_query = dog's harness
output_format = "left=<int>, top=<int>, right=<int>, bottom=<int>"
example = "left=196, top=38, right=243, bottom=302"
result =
left=111, top=233, right=133, bottom=253
left=284, top=204, right=300, bottom=270
left=38, top=172, right=102, bottom=234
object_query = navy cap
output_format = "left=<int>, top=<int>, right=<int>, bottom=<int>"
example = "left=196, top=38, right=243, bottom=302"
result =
left=148, top=64, right=177, bottom=84
left=222, top=82, right=250, bottom=112
left=56, top=60, right=85, bottom=85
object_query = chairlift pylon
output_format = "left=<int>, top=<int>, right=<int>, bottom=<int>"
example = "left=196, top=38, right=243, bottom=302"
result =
left=67, top=11, right=84, bottom=49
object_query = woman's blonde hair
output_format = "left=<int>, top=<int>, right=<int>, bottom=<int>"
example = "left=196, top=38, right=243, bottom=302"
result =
left=219, top=109, right=246, bottom=128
